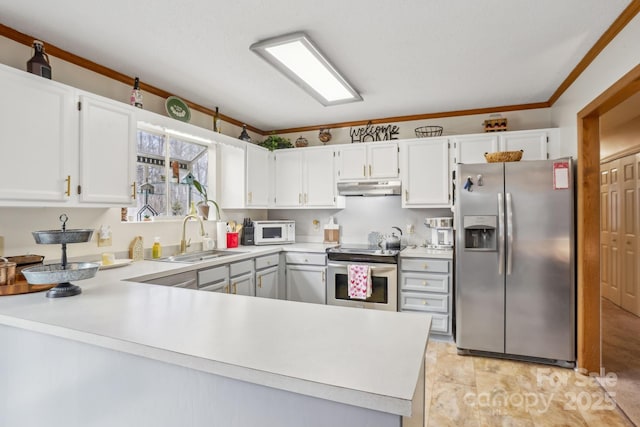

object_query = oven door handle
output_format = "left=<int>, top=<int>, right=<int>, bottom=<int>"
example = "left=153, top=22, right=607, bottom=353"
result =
left=328, top=263, right=396, bottom=272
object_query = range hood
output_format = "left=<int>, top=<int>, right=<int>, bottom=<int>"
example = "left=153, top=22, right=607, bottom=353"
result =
left=337, top=180, right=402, bottom=196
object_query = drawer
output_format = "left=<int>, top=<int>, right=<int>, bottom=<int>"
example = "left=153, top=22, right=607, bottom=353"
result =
left=230, top=259, right=254, bottom=277
left=429, top=314, right=450, bottom=334
left=399, top=311, right=450, bottom=334
left=401, top=258, right=449, bottom=273
left=400, top=273, right=449, bottom=293
left=400, top=292, right=448, bottom=313
left=255, top=254, right=279, bottom=270
left=285, top=252, right=326, bottom=266
left=198, top=265, right=229, bottom=286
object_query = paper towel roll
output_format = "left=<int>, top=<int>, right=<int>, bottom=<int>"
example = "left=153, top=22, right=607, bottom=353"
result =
left=216, top=221, right=227, bottom=249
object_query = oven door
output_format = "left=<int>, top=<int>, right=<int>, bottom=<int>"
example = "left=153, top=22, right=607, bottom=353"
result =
left=327, top=262, right=397, bottom=311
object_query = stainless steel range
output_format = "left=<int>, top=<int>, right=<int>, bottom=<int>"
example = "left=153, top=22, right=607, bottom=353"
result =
left=326, top=245, right=398, bottom=311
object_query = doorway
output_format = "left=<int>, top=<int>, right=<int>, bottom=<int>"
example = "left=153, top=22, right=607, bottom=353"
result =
left=578, top=63, right=640, bottom=424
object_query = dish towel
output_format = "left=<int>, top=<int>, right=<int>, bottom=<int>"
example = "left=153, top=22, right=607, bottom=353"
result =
left=348, top=264, right=372, bottom=300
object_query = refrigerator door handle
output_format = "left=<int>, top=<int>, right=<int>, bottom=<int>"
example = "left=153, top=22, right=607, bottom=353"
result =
left=498, top=192, right=505, bottom=275
left=506, top=192, right=513, bottom=275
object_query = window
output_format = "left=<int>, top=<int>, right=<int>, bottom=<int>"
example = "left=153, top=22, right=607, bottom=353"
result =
left=133, top=128, right=209, bottom=221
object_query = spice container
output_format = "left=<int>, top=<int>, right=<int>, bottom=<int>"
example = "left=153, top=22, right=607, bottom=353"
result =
left=0, top=258, right=17, bottom=286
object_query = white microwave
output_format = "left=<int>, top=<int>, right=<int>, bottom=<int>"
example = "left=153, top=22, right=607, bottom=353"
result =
left=253, top=220, right=295, bottom=245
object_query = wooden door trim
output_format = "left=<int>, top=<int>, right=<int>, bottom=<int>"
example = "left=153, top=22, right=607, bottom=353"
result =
left=577, top=62, right=640, bottom=373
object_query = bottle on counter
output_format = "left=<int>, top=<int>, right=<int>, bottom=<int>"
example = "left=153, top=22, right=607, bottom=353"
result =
left=26, top=40, right=52, bottom=79
left=130, top=77, right=143, bottom=108
left=152, top=237, right=162, bottom=259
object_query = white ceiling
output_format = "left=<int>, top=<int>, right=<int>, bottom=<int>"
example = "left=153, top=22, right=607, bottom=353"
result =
left=0, top=0, right=632, bottom=131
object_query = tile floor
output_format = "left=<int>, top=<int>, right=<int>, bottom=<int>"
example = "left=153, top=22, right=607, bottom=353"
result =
left=424, top=340, right=634, bottom=426
left=602, top=298, right=640, bottom=425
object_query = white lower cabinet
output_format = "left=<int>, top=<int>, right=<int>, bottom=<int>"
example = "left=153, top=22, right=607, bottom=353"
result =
left=285, top=252, right=327, bottom=304
left=256, top=266, right=279, bottom=299
left=399, top=256, right=453, bottom=337
left=198, top=265, right=230, bottom=293
left=229, top=259, right=255, bottom=296
left=255, top=254, right=280, bottom=299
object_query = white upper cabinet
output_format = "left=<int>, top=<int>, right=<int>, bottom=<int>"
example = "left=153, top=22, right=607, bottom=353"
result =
left=0, top=64, right=76, bottom=204
left=273, top=149, right=303, bottom=207
left=368, top=143, right=399, bottom=179
left=218, top=143, right=246, bottom=209
left=499, top=129, right=549, bottom=161
left=337, top=142, right=399, bottom=180
left=452, top=129, right=551, bottom=165
left=400, top=138, right=451, bottom=207
left=304, top=148, right=337, bottom=207
left=451, top=134, right=499, bottom=165
left=246, top=144, right=271, bottom=208
left=78, top=93, right=137, bottom=205
left=273, top=146, right=339, bottom=208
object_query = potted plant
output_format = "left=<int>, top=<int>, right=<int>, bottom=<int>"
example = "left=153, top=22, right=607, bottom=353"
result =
left=258, top=133, right=293, bottom=151
left=192, top=179, right=220, bottom=221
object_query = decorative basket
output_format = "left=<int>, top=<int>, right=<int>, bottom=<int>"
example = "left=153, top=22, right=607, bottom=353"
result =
left=415, top=126, right=443, bottom=138
left=484, top=150, right=523, bottom=163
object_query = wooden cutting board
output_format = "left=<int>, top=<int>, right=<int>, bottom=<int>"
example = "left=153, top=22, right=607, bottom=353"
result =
left=0, top=278, right=55, bottom=296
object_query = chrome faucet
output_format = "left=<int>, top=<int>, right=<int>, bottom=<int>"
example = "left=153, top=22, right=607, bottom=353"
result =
left=180, top=215, right=206, bottom=254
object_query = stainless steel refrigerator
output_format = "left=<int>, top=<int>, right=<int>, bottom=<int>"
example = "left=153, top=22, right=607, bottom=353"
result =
left=454, top=158, right=575, bottom=366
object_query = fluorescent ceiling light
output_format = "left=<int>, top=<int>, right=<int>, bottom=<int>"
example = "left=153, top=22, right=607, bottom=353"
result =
left=250, top=32, right=362, bottom=106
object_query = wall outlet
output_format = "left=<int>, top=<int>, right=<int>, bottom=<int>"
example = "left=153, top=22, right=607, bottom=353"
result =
left=406, top=224, right=415, bottom=234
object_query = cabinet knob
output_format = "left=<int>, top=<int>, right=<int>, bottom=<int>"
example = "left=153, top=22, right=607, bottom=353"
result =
left=423, top=263, right=428, bottom=269
left=422, top=281, right=427, bottom=286
left=369, top=164, right=372, bottom=176
left=363, top=165, right=367, bottom=177
left=422, top=300, right=428, bottom=305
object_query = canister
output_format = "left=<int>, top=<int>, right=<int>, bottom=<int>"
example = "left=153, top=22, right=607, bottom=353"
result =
left=0, top=257, right=17, bottom=286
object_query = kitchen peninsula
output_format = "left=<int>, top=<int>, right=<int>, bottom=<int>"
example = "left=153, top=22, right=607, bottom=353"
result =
left=0, top=248, right=430, bottom=427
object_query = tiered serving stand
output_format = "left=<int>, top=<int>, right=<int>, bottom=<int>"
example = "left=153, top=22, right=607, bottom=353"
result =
left=22, top=214, right=99, bottom=298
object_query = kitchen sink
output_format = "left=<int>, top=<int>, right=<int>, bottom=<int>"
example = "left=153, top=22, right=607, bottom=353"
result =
left=154, top=250, right=245, bottom=263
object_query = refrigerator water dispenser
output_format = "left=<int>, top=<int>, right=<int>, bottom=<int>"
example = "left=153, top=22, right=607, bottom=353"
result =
left=463, top=216, right=497, bottom=250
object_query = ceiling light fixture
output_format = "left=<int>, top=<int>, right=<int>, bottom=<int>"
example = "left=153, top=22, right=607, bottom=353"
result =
left=250, top=32, right=362, bottom=106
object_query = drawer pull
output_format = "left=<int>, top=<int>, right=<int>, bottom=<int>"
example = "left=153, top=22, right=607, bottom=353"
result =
left=232, top=283, right=237, bottom=294
left=258, top=276, right=262, bottom=288
left=423, top=263, right=428, bottom=269
left=422, top=300, right=427, bottom=305
left=423, top=281, right=427, bottom=286
left=224, top=285, right=229, bottom=293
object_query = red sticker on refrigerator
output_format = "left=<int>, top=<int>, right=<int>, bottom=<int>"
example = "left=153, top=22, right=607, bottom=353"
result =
left=553, top=161, right=569, bottom=189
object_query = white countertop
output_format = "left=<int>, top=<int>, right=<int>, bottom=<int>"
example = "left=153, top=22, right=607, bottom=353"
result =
left=0, top=242, right=430, bottom=416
